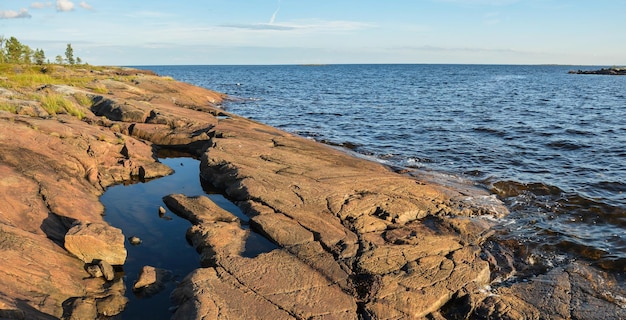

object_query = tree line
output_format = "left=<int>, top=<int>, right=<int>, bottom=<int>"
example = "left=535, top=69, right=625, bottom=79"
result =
left=0, top=36, right=83, bottom=65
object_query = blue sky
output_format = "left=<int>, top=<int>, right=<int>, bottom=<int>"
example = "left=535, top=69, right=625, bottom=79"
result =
left=1, top=0, right=625, bottom=66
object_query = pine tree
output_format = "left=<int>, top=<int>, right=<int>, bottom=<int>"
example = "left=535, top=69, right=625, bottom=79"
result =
left=65, top=43, right=75, bottom=65
left=5, top=37, right=23, bottom=63
left=21, top=45, right=33, bottom=64
left=33, top=49, right=46, bottom=65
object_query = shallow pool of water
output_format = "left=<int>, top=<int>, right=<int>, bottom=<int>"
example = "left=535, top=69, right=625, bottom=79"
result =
left=100, top=156, right=263, bottom=319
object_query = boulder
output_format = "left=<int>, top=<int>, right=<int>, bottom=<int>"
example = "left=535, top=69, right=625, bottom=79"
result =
left=64, top=222, right=127, bottom=265
left=132, top=266, right=172, bottom=297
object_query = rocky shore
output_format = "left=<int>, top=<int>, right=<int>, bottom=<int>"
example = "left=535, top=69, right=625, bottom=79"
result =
left=0, top=65, right=624, bottom=319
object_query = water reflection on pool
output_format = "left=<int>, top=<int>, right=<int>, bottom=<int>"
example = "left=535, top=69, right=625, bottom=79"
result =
left=100, top=156, right=271, bottom=319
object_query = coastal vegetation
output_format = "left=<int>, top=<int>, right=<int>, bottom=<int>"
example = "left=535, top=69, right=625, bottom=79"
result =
left=0, top=35, right=83, bottom=66
left=0, top=36, right=144, bottom=120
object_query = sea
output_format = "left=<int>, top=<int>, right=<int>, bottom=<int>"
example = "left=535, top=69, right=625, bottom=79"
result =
left=139, top=64, right=626, bottom=274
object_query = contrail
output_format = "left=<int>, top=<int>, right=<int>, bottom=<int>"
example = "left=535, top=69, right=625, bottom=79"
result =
left=269, top=0, right=282, bottom=24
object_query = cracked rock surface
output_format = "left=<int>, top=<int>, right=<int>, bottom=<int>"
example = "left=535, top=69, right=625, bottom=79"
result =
left=1, top=66, right=623, bottom=319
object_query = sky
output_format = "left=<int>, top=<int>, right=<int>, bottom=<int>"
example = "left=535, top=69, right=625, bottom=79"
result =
left=1, top=0, right=625, bottom=66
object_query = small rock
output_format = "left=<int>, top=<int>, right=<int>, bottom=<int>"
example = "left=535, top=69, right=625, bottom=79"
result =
left=86, top=264, right=103, bottom=278
left=128, top=236, right=142, bottom=245
left=158, top=206, right=166, bottom=215
left=133, top=265, right=172, bottom=298
left=98, top=260, right=115, bottom=281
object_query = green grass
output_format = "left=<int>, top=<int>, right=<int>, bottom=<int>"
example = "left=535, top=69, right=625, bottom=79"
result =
left=0, top=103, right=17, bottom=113
left=89, top=84, right=109, bottom=94
left=73, top=92, right=93, bottom=107
left=0, top=64, right=91, bottom=89
left=40, top=94, right=85, bottom=119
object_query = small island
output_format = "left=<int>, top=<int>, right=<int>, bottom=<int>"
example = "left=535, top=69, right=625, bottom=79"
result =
left=568, top=66, right=626, bottom=75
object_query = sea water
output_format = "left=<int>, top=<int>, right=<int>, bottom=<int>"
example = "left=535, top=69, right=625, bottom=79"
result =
left=141, top=64, right=626, bottom=272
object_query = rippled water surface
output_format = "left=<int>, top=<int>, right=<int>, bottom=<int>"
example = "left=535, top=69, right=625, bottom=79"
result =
left=143, top=64, right=626, bottom=272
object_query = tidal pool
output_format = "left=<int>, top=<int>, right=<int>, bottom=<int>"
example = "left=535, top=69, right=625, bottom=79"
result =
left=100, top=155, right=275, bottom=319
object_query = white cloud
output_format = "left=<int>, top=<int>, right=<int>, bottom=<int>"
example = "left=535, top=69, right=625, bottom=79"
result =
left=30, top=2, right=53, bottom=9
left=56, top=0, right=75, bottom=12
left=79, top=1, right=93, bottom=10
left=220, top=19, right=374, bottom=33
left=0, top=8, right=32, bottom=19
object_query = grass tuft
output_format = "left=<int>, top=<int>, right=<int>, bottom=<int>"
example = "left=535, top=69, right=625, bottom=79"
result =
left=73, top=92, right=93, bottom=107
left=0, top=103, right=17, bottom=114
left=40, top=94, right=85, bottom=119
left=89, top=84, right=109, bottom=94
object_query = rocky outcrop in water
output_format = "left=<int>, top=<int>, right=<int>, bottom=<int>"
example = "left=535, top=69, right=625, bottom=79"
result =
left=569, top=67, right=626, bottom=75
left=133, top=266, right=172, bottom=298
left=0, top=65, right=624, bottom=319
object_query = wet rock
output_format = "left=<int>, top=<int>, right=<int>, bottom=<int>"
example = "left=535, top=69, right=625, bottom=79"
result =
left=64, top=222, right=127, bottom=265
left=158, top=206, right=166, bottom=215
left=128, top=236, right=142, bottom=245
left=132, top=266, right=172, bottom=297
